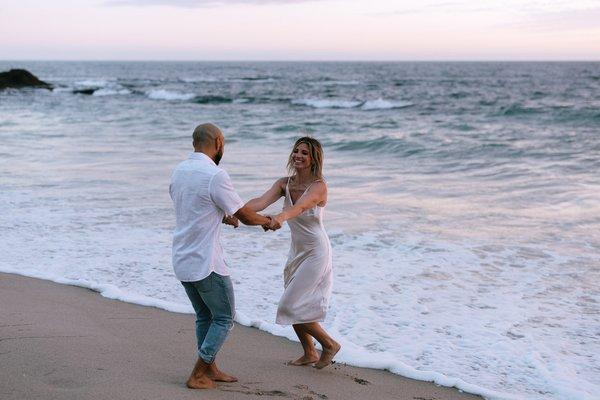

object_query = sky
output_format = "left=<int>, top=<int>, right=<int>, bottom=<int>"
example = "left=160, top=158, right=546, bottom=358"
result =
left=1, top=0, right=599, bottom=60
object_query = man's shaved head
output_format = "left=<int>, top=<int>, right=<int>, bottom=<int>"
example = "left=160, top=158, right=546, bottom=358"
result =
left=193, top=123, right=223, bottom=149
left=192, top=123, right=225, bottom=164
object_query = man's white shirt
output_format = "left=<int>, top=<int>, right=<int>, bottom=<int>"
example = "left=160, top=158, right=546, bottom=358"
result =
left=170, top=152, right=244, bottom=282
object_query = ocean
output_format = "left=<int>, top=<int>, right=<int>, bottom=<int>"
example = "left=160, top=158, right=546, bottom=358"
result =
left=0, top=61, right=598, bottom=400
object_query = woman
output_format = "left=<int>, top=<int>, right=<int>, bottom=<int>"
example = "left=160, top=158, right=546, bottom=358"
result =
left=245, top=137, right=341, bottom=369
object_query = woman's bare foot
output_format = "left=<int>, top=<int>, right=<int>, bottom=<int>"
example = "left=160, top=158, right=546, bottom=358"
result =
left=206, top=363, right=238, bottom=382
left=314, top=341, right=341, bottom=369
left=186, top=358, right=217, bottom=389
left=287, top=353, right=319, bottom=366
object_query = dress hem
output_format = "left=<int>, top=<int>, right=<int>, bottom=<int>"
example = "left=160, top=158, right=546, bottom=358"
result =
left=275, top=318, right=326, bottom=326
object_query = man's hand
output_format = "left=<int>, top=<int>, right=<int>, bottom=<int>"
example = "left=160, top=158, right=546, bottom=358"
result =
left=262, top=215, right=282, bottom=232
left=222, top=214, right=239, bottom=228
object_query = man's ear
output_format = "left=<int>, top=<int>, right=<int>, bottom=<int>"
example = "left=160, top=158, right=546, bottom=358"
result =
left=216, top=135, right=224, bottom=150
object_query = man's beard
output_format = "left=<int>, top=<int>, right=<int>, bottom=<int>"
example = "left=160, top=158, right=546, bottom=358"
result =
left=214, top=149, right=223, bottom=165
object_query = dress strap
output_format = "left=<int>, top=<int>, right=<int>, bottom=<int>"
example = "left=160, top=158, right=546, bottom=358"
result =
left=285, top=177, right=291, bottom=200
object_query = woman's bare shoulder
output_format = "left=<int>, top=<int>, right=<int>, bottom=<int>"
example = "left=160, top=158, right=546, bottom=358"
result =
left=274, top=177, right=289, bottom=192
left=275, top=177, right=289, bottom=186
left=312, top=179, right=327, bottom=189
left=308, top=179, right=327, bottom=196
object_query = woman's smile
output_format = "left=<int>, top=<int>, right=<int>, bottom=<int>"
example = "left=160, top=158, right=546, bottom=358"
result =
left=293, top=143, right=311, bottom=169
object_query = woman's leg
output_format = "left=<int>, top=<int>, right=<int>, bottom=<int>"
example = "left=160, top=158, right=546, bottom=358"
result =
left=299, top=322, right=341, bottom=369
left=289, top=324, right=319, bottom=365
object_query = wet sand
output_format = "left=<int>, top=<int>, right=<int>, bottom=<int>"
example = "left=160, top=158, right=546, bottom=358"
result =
left=0, top=272, right=481, bottom=400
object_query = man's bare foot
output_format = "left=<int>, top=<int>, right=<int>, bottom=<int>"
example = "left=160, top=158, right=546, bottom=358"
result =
left=206, top=363, right=238, bottom=382
left=314, top=341, right=341, bottom=369
left=186, top=374, right=216, bottom=389
left=287, top=354, right=319, bottom=366
left=186, top=358, right=217, bottom=389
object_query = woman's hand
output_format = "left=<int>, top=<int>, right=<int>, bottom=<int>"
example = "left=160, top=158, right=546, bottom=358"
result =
left=272, top=215, right=284, bottom=230
left=262, top=215, right=282, bottom=231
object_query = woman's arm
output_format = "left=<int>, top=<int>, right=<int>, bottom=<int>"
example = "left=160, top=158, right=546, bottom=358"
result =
left=245, top=178, right=286, bottom=212
left=272, top=181, right=327, bottom=225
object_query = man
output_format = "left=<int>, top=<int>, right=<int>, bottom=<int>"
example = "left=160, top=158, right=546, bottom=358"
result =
left=169, top=123, right=278, bottom=389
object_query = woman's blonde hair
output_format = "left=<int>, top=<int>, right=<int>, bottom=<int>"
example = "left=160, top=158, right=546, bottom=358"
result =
left=287, top=136, right=324, bottom=179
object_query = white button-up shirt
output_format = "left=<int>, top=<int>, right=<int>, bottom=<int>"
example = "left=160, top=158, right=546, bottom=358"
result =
left=169, top=152, right=244, bottom=282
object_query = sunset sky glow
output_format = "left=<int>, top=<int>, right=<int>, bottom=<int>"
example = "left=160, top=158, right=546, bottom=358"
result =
left=1, top=0, right=599, bottom=60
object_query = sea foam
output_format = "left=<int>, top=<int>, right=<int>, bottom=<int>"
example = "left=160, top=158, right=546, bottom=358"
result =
left=93, top=88, right=131, bottom=96
left=147, top=89, right=196, bottom=101
left=75, top=79, right=111, bottom=87
left=291, top=98, right=413, bottom=110
left=291, top=98, right=362, bottom=109
left=361, top=99, right=414, bottom=110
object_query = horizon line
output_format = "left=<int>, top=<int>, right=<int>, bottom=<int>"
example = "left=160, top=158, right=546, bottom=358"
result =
left=2, top=58, right=600, bottom=63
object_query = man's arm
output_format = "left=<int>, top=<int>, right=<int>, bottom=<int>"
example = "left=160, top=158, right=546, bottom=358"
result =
left=222, top=214, right=239, bottom=228
left=234, top=205, right=271, bottom=226
left=210, top=170, right=274, bottom=228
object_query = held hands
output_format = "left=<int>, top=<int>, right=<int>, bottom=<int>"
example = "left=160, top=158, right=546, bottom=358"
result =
left=262, top=215, right=282, bottom=232
left=222, top=214, right=240, bottom=228
left=221, top=213, right=280, bottom=231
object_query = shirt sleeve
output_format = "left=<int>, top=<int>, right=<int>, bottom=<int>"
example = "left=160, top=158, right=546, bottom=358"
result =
left=209, top=170, right=245, bottom=216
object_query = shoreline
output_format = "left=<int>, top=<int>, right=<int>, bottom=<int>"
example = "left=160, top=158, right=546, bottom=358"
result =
left=0, top=272, right=482, bottom=400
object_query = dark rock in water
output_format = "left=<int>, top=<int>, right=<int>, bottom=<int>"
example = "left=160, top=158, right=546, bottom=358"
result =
left=0, top=69, right=52, bottom=90
left=192, top=95, right=232, bottom=104
left=73, top=88, right=98, bottom=95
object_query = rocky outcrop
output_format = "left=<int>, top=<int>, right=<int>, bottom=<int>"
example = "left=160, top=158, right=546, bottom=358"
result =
left=0, top=69, right=52, bottom=90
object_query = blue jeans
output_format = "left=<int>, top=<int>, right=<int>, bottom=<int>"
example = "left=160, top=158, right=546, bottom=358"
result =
left=181, top=272, right=235, bottom=364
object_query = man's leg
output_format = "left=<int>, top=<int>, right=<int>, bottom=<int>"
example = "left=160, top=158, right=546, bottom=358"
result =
left=181, top=281, right=212, bottom=354
left=196, top=272, right=237, bottom=382
left=181, top=279, right=217, bottom=389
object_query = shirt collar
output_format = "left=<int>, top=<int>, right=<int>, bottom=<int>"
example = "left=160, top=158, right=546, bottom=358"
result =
left=188, top=151, right=216, bottom=166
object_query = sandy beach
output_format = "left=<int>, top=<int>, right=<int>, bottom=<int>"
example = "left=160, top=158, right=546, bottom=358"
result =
left=0, top=272, right=481, bottom=400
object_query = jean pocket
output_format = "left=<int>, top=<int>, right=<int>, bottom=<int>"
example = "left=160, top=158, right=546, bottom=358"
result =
left=194, top=273, right=213, bottom=293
